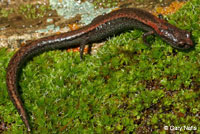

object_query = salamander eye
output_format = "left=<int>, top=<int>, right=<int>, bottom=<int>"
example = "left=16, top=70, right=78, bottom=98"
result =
left=186, top=33, right=190, bottom=38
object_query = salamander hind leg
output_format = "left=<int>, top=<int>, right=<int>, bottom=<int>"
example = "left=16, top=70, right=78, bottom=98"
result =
left=87, top=44, right=92, bottom=55
left=142, top=31, right=155, bottom=47
left=80, top=43, right=86, bottom=60
left=79, top=37, right=90, bottom=60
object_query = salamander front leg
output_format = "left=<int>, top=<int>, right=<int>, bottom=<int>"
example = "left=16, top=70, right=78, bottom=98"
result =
left=158, top=14, right=168, bottom=21
left=142, top=31, right=155, bottom=47
left=158, top=14, right=164, bottom=19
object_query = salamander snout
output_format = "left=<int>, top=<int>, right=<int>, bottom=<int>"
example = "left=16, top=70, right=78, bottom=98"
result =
left=176, top=32, right=193, bottom=49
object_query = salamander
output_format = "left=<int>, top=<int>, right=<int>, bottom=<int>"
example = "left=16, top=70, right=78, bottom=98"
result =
left=6, top=8, right=193, bottom=131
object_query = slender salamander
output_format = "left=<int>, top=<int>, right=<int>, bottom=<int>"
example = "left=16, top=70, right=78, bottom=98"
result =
left=6, top=8, right=193, bottom=131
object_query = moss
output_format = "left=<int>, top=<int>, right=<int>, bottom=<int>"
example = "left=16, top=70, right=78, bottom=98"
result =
left=0, top=8, right=13, bottom=18
left=92, top=0, right=122, bottom=8
left=18, top=4, right=51, bottom=19
left=0, top=4, right=51, bottom=20
left=0, top=4, right=51, bottom=19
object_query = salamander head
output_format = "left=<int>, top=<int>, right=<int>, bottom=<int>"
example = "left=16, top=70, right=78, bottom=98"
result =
left=159, top=28, right=193, bottom=50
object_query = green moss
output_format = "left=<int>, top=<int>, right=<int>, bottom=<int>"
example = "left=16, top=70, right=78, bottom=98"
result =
left=18, top=4, right=51, bottom=19
left=92, top=0, right=122, bottom=8
left=0, top=0, right=200, bottom=133
left=0, top=4, right=51, bottom=19
left=0, top=8, right=13, bottom=18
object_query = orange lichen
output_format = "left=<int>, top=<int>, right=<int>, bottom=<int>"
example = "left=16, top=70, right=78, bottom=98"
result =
left=67, top=47, right=88, bottom=53
left=111, top=8, right=120, bottom=12
left=153, top=1, right=186, bottom=16
left=68, top=23, right=80, bottom=31
left=55, top=31, right=61, bottom=35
